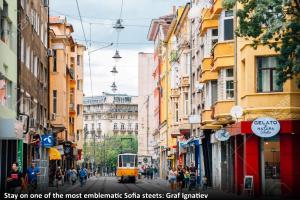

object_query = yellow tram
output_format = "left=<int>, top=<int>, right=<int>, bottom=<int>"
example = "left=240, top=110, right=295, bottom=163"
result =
left=117, top=153, right=138, bottom=183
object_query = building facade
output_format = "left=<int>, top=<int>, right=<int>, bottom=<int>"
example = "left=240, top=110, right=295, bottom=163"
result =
left=17, top=0, right=49, bottom=186
left=147, top=0, right=300, bottom=198
left=138, top=52, right=155, bottom=159
left=83, top=93, right=138, bottom=142
left=0, top=0, right=18, bottom=192
left=49, top=16, right=85, bottom=184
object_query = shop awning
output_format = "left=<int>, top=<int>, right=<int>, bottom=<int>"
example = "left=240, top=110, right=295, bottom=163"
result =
left=49, top=147, right=62, bottom=160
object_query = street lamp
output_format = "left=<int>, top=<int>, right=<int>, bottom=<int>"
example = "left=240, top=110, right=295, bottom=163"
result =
left=110, top=66, right=118, bottom=74
left=112, top=50, right=122, bottom=62
left=113, top=19, right=125, bottom=32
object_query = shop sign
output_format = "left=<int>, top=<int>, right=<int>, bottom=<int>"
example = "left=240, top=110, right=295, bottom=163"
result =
left=41, top=134, right=54, bottom=148
left=251, top=117, right=280, bottom=138
left=64, top=141, right=73, bottom=157
left=215, top=129, right=230, bottom=141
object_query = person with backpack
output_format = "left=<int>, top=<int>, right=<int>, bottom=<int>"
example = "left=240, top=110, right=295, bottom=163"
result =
left=79, top=166, right=87, bottom=187
left=55, top=166, right=63, bottom=191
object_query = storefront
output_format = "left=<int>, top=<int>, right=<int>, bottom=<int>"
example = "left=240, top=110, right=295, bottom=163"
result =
left=228, top=118, right=300, bottom=197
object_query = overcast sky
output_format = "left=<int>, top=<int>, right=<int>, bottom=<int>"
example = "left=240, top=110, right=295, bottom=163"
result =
left=50, top=0, right=187, bottom=96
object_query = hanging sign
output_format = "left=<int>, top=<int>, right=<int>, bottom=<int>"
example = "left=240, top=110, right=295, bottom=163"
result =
left=215, top=129, right=231, bottom=141
left=251, top=117, right=280, bottom=138
left=244, top=175, right=253, bottom=191
left=41, top=134, right=54, bottom=148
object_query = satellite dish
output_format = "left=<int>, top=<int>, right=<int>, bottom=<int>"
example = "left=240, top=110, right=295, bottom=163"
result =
left=230, top=106, right=243, bottom=119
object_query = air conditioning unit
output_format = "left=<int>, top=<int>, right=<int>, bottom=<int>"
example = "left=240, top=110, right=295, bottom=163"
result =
left=51, top=113, right=56, bottom=121
left=47, top=49, right=53, bottom=57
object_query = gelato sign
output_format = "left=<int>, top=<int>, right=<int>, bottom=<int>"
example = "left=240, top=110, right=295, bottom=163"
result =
left=251, top=117, right=280, bottom=138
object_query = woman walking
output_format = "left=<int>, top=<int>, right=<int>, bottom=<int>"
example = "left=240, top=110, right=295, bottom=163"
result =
left=168, top=167, right=177, bottom=192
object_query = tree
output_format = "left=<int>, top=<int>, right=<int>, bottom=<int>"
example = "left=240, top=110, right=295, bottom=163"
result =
left=92, top=134, right=138, bottom=168
left=223, top=0, right=300, bottom=87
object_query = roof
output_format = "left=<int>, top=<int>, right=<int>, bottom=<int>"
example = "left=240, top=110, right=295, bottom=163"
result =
left=49, top=16, right=66, bottom=24
left=147, top=14, right=175, bottom=41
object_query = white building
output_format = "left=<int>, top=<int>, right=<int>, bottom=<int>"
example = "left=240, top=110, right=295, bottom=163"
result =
left=138, top=52, right=156, bottom=158
left=83, top=93, right=138, bottom=142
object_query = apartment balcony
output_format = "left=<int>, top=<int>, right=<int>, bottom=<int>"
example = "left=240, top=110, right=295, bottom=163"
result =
left=212, top=100, right=235, bottom=125
left=200, top=9, right=218, bottom=36
left=69, top=103, right=76, bottom=116
left=170, top=88, right=180, bottom=98
left=212, top=42, right=234, bottom=71
left=179, top=76, right=190, bottom=88
left=179, top=117, right=190, bottom=132
left=199, top=58, right=218, bottom=83
left=211, top=0, right=222, bottom=19
left=201, top=109, right=213, bottom=125
left=241, top=92, right=300, bottom=120
left=170, top=123, right=180, bottom=138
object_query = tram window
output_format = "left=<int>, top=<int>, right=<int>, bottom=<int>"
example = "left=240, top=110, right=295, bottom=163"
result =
left=122, top=155, right=135, bottom=167
left=119, top=155, right=122, bottom=167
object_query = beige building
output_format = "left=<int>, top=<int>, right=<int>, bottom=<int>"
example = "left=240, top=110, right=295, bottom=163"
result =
left=49, top=16, right=85, bottom=169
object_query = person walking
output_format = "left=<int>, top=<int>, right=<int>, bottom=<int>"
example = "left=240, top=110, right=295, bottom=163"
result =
left=70, top=167, right=77, bottom=185
left=55, top=166, right=63, bottom=191
left=176, top=166, right=184, bottom=192
left=79, top=166, right=88, bottom=187
left=168, top=167, right=177, bottom=192
left=184, top=168, right=190, bottom=189
left=6, top=162, right=25, bottom=194
left=26, top=162, right=40, bottom=193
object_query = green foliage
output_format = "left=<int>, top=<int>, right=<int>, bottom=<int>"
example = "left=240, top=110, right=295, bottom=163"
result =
left=223, top=0, right=300, bottom=87
left=84, top=134, right=138, bottom=167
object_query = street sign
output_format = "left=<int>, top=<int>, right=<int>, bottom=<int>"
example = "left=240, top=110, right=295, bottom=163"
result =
left=41, top=134, right=54, bottom=148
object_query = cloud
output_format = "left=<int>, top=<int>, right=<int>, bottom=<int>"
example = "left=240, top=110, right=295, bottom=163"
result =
left=50, top=0, right=188, bottom=96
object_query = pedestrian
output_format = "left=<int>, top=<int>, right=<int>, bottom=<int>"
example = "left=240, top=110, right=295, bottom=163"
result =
left=6, top=162, right=25, bottom=194
left=176, top=166, right=184, bottom=192
left=168, top=167, right=177, bottom=192
left=79, top=166, right=88, bottom=187
left=154, top=166, right=158, bottom=179
left=202, top=175, right=208, bottom=191
left=55, top=166, right=63, bottom=191
left=26, top=162, right=40, bottom=193
left=184, top=168, right=190, bottom=189
left=150, top=165, right=154, bottom=179
left=70, top=167, right=77, bottom=185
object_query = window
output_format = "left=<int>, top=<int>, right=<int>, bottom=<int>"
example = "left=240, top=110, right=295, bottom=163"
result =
left=211, top=80, right=218, bottom=105
left=21, top=37, right=25, bottom=63
left=84, top=124, right=88, bottom=130
left=98, top=123, right=101, bottom=130
left=0, top=77, right=12, bottom=109
left=53, top=49, right=57, bottom=72
left=91, top=123, right=94, bottom=130
left=135, top=123, right=138, bottom=131
left=185, top=53, right=190, bottom=75
left=225, top=68, right=234, bottom=99
left=77, top=130, right=80, bottom=141
left=224, top=10, right=234, bottom=40
left=26, top=46, right=30, bottom=69
left=53, top=90, right=57, bottom=113
left=85, top=115, right=88, bottom=120
left=77, top=80, right=80, bottom=90
left=77, top=55, right=81, bottom=66
left=0, top=1, right=10, bottom=44
left=175, top=102, right=179, bottom=122
left=77, top=104, right=80, bottom=115
left=184, top=93, right=189, bottom=115
left=211, top=28, right=218, bottom=47
left=257, top=57, right=283, bottom=92
left=113, top=123, right=118, bottom=130
left=128, top=123, right=132, bottom=130
left=121, top=123, right=125, bottom=130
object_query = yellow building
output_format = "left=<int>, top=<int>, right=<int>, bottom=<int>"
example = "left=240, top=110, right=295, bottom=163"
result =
left=49, top=16, right=85, bottom=169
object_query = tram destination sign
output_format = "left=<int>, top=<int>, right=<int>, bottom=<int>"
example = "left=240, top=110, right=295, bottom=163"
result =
left=251, top=117, right=280, bottom=138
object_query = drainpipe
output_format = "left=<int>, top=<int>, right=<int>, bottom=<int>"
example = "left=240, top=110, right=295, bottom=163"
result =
left=189, top=1, right=193, bottom=139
